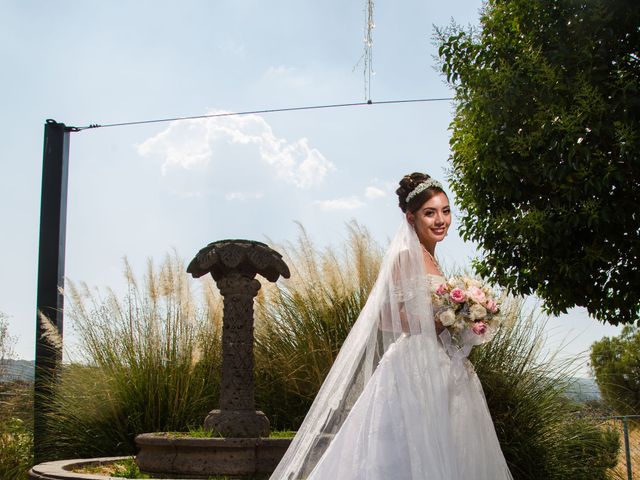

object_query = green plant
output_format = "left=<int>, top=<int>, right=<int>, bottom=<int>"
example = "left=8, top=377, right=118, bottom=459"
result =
left=591, top=325, right=640, bottom=415
left=267, top=430, right=296, bottom=439
left=185, top=425, right=218, bottom=438
left=163, top=427, right=295, bottom=439
left=0, top=417, right=33, bottom=480
left=74, top=457, right=150, bottom=478
left=113, top=457, right=148, bottom=479
left=471, top=305, right=619, bottom=479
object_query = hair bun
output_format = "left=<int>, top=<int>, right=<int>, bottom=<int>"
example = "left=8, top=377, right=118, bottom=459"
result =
left=396, top=172, right=431, bottom=212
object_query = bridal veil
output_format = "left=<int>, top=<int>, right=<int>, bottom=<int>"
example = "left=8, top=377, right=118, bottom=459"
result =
left=270, top=218, right=457, bottom=479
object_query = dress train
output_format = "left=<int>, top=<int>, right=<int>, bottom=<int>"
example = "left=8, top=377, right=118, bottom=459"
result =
left=306, top=276, right=512, bottom=480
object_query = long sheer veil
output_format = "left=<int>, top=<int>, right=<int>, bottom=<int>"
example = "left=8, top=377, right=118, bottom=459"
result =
left=270, top=218, right=449, bottom=479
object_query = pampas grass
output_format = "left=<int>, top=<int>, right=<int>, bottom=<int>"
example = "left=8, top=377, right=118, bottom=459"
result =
left=44, top=222, right=619, bottom=479
left=254, top=221, right=382, bottom=427
left=471, top=305, right=619, bottom=479
left=42, top=253, right=223, bottom=459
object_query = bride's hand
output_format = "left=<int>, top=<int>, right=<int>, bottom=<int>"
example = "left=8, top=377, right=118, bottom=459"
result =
left=434, top=319, right=444, bottom=335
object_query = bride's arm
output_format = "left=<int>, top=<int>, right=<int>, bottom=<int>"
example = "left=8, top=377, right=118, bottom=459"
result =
left=377, top=249, right=416, bottom=334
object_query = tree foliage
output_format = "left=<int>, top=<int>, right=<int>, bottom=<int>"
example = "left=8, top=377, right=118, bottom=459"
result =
left=591, top=325, right=640, bottom=414
left=436, top=0, right=640, bottom=324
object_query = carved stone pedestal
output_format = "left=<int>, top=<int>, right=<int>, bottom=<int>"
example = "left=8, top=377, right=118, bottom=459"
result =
left=134, top=239, right=291, bottom=478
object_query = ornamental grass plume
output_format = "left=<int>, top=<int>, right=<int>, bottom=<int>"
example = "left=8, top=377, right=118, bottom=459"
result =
left=254, top=221, right=381, bottom=428
left=42, top=253, right=223, bottom=459
left=42, top=223, right=619, bottom=479
left=37, top=312, right=63, bottom=352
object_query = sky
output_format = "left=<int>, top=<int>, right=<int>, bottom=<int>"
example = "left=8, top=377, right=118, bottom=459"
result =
left=0, top=0, right=622, bottom=375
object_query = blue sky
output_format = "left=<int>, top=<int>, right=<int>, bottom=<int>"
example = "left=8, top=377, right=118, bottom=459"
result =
left=0, top=0, right=621, bottom=375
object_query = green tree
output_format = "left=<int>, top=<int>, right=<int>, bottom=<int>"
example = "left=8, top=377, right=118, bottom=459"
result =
left=436, top=0, right=640, bottom=324
left=591, top=325, right=640, bottom=414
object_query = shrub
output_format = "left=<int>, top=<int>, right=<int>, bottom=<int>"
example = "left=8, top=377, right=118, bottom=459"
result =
left=591, top=325, right=640, bottom=415
left=472, top=305, right=619, bottom=479
left=0, top=417, right=33, bottom=480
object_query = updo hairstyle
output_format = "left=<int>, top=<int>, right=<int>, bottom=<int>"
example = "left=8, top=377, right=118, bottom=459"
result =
left=396, top=172, right=445, bottom=213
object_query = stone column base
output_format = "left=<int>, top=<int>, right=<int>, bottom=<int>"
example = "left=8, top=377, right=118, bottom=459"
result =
left=135, top=433, right=293, bottom=477
left=204, top=409, right=270, bottom=438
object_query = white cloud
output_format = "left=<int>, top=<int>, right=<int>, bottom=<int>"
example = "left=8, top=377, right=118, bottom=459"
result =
left=263, top=65, right=311, bottom=88
left=136, top=111, right=334, bottom=189
left=218, top=39, right=245, bottom=56
left=265, top=65, right=296, bottom=76
left=225, top=191, right=264, bottom=201
left=364, top=186, right=386, bottom=199
left=315, top=196, right=365, bottom=211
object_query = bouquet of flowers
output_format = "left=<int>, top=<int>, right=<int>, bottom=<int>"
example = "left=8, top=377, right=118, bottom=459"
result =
left=432, top=275, right=502, bottom=347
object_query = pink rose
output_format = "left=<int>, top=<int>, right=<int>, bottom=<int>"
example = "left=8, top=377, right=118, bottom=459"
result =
left=469, top=286, right=486, bottom=304
left=449, top=288, right=466, bottom=303
left=472, top=321, right=487, bottom=335
left=485, top=299, right=498, bottom=313
left=436, top=283, right=447, bottom=295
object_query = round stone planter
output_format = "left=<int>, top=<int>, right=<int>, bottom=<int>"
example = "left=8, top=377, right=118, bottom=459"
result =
left=135, top=433, right=292, bottom=478
left=29, top=456, right=135, bottom=480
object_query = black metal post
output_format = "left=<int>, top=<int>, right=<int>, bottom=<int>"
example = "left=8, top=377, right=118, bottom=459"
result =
left=622, top=416, right=632, bottom=480
left=34, top=119, right=71, bottom=463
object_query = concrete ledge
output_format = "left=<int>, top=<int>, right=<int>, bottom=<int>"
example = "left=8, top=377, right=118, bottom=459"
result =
left=29, top=456, right=134, bottom=480
left=28, top=456, right=229, bottom=479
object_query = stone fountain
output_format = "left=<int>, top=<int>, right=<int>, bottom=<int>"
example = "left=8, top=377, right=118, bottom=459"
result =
left=135, top=239, right=292, bottom=478
left=28, top=239, right=293, bottom=480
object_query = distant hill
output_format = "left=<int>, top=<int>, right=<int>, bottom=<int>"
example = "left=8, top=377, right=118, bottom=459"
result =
left=0, top=359, right=35, bottom=382
left=0, top=360, right=603, bottom=403
left=565, top=377, right=601, bottom=402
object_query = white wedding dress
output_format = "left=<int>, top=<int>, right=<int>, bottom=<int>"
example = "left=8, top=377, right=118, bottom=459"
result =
left=271, top=221, right=512, bottom=480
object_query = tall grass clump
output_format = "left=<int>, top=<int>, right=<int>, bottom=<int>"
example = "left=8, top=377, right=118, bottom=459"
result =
left=254, top=221, right=382, bottom=428
left=44, top=254, right=223, bottom=459
left=471, top=302, right=619, bottom=480
left=45, top=222, right=619, bottom=479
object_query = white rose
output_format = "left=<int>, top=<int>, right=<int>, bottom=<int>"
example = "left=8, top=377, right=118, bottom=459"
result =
left=469, top=304, right=487, bottom=321
left=439, top=309, right=456, bottom=327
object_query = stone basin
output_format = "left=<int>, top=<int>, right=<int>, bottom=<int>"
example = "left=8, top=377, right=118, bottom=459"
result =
left=28, top=436, right=292, bottom=479
left=135, top=433, right=292, bottom=478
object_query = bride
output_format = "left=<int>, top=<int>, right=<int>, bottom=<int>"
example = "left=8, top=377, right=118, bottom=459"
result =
left=270, top=173, right=513, bottom=480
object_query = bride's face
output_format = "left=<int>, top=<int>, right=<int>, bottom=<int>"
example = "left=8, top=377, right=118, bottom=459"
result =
left=406, top=192, right=451, bottom=247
